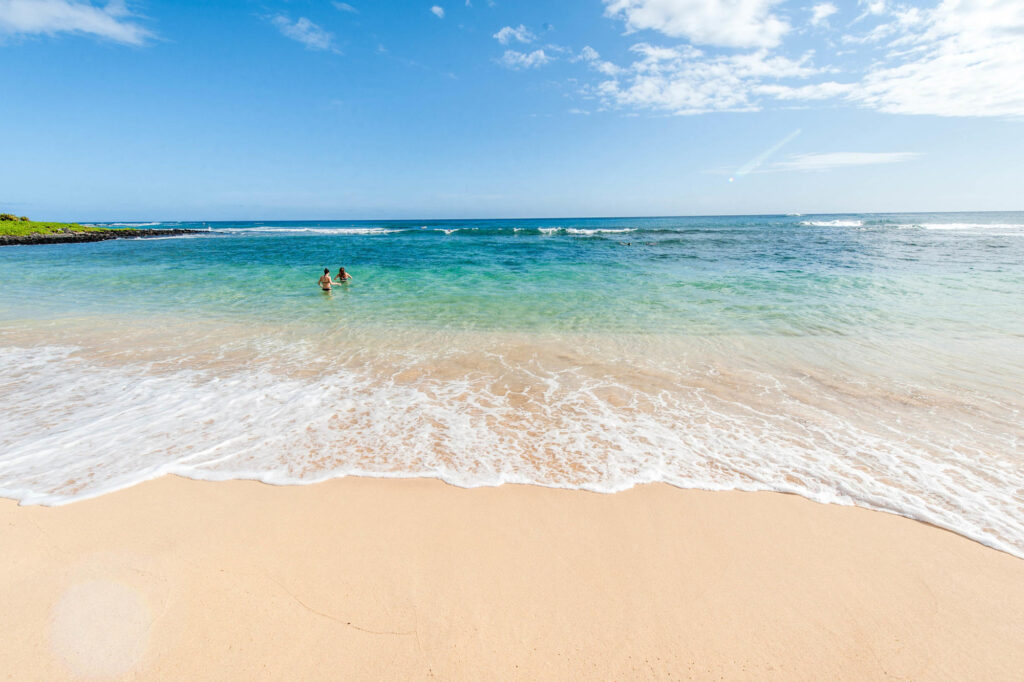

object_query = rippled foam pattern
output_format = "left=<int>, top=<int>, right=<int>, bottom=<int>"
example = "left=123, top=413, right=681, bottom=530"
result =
left=1, top=213, right=1022, bottom=555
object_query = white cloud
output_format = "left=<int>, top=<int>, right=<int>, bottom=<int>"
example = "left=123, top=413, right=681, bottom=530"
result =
left=493, top=24, right=535, bottom=45
left=809, top=2, right=838, bottom=27
left=499, top=49, right=551, bottom=69
left=852, top=0, right=889, bottom=23
left=590, top=43, right=821, bottom=114
left=333, top=2, right=358, bottom=13
left=603, top=0, right=790, bottom=49
left=848, top=0, right=1024, bottom=117
left=0, top=0, right=151, bottom=44
left=772, top=151, right=920, bottom=171
left=573, top=45, right=625, bottom=76
left=570, top=0, right=1024, bottom=118
left=272, top=15, right=334, bottom=51
left=755, top=81, right=853, bottom=101
left=431, top=5, right=444, bottom=18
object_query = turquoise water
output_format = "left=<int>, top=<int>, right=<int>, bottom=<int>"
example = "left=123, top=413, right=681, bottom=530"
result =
left=1, top=213, right=1023, bottom=555
left=3, top=214, right=1022, bottom=335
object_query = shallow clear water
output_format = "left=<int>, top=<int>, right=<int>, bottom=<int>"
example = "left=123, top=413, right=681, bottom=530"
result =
left=1, top=213, right=1022, bottom=555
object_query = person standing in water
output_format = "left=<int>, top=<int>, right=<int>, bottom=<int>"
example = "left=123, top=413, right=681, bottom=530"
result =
left=318, top=268, right=334, bottom=291
left=336, top=267, right=352, bottom=282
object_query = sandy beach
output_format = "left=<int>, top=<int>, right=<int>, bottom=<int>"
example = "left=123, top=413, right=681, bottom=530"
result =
left=2, top=476, right=1022, bottom=680
left=6, top=0, right=1024, bottom=678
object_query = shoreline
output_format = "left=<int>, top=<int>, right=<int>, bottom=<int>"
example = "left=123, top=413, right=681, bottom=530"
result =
left=5, top=469, right=1022, bottom=561
left=2, top=475, right=1022, bottom=680
left=0, top=228, right=202, bottom=246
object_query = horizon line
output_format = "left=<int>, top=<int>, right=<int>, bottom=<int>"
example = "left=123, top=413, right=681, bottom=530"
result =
left=69, top=208, right=1024, bottom=223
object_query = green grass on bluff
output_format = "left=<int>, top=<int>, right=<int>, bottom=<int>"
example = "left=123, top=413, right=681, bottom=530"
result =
left=0, top=220, right=103, bottom=237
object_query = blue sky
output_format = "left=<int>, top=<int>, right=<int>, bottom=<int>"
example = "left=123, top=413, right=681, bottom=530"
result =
left=1, top=0, right=1021, bottom=220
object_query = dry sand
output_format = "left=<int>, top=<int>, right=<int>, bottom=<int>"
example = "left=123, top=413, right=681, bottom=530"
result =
left=2, top=476, right=1023, bottom=680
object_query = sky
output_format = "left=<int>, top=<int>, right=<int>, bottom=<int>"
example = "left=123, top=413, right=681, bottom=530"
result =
left=1, top=0, right=1022, bottom=220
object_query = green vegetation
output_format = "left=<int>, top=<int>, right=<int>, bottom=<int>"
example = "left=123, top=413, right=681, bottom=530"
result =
left=0, top=219, right=103, bottom=237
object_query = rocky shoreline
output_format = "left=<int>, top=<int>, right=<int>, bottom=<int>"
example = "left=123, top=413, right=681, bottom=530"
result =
left=0, top=228, right=203, bottom=246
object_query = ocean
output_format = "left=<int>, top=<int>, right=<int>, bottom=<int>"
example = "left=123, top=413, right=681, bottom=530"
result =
left=1, top=212, right=1022, bottom=555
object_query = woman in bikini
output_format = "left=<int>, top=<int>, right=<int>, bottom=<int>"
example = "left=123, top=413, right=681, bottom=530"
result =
left=318, top=268, right=334, bottom=291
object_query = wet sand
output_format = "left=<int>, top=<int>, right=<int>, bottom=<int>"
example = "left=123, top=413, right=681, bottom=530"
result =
left=2, top=476, right=1023, bottom=680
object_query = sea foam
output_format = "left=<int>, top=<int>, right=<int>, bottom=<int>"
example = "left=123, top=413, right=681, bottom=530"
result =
left=1, top=337, right=1021, bottom=559
left=221, top=226, right=401, bottom=235
left=895, top=222, right=1024, bottom=231
left=799, top=219, right=863, bottom=227
left=565, top=228, right=638, bottom=235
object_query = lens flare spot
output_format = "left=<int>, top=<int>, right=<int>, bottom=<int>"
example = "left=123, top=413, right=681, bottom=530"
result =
left=50, top=580, right=149, bottom=678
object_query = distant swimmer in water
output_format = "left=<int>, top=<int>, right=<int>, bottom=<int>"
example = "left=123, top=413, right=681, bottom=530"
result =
left=336, top=267, right=353, bottom=282
left=318, top=268, right=334, bottom=291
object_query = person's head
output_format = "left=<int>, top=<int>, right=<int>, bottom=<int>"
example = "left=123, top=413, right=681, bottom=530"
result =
left=338, top=267, right=346, bottom=274
left=324, top=268, right=330, bottom=274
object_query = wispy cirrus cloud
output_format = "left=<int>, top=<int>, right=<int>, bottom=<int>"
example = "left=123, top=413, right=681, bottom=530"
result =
left=430, top=5, right=445, bottom=19
left=706, top=148, right=921, bottom=177
left=271, top=15, right=335, bottom=52
left=771, top=151, right=921, bottom=171
left=333, top=2, right=358, bottom=13
left=0, top=0, right=152, bottom=45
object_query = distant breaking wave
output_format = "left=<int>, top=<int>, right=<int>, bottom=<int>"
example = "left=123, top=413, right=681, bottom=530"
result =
left=47, top=217, right=1024, bottom=241
left=895, top=222, right=1024, bottom=231
left=799, top=219, right=1024, bottom=231
left=221, top=226, right=401, bottom=235
left=799, top=219, right=863, bottom=227
left=81, top=222, right=162, bottom=228
left=538, top=227, right=638, bottom=235
left=565, top=228, right=638, bottom=235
